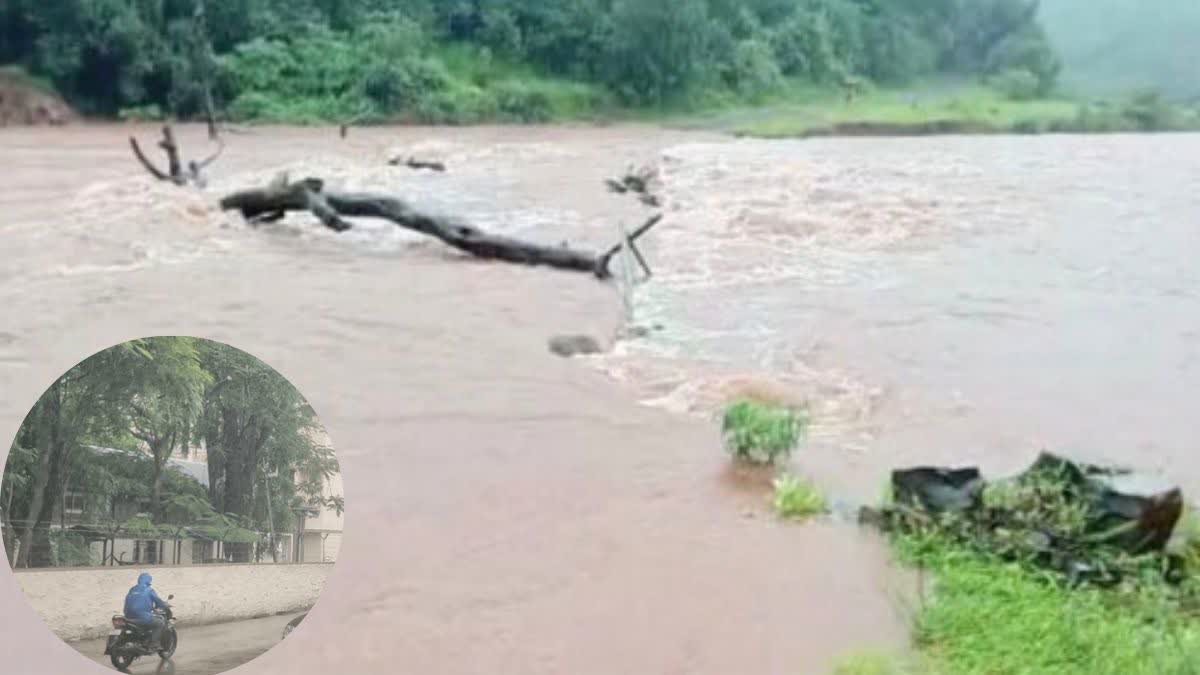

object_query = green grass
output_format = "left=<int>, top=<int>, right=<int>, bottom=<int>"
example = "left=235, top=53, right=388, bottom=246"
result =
left=889, top=532, right=1200, bottom=675
left=832, top=650, right=930, bottom=675
left=772, top=474, right=827, bottom=519
left=727, top=83, right=1079, bottom=138
left=720, top=398, right=805, bottom=465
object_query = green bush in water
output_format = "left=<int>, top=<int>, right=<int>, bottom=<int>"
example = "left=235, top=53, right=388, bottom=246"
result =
left=721, top=399, right=805, bottom=465
left=772, top=474, right=826, bottom=519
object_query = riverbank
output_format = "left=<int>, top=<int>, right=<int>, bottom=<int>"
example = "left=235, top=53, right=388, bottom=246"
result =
left=0, top=66, right=74, bottom=126
left=0, top=124, right=914, bottom=674
left=685, top=85, right=1200, bottom=139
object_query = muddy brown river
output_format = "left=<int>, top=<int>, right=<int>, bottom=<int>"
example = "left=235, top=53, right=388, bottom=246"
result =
left=1, top=124, right=1198, bottom=674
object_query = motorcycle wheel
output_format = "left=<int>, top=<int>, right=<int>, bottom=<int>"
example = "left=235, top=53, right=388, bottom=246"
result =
left=158, top=628, right=178, bottom=660
left=110, top=652, right=136, bottom=672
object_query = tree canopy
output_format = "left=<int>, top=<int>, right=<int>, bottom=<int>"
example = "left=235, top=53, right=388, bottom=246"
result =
left=0, top=0, right=1062, bottom=120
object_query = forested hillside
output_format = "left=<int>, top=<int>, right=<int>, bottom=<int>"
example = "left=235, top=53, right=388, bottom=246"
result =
left=0, top=0, right=1059, bottom=122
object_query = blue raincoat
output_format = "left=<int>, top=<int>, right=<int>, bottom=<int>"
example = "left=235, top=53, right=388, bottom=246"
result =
left=123, top=572, right=167, bottom=624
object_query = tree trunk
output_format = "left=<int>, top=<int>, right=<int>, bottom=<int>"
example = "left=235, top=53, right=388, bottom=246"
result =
left=218, top=177, right=663, bottom=280
left=30, top=455, right=64, bottom=567
left=264, top=474, right=277, bottom=563
left=149, top=431, right=175, bottom=522
left=16, top=385, right=63, bottom=568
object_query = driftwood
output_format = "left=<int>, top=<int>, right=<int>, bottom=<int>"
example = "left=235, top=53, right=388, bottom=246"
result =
left=388, top=156, right=447, bottom=172
left=606, top=165, right=662, bottom=208
left=219, top=176, right=662, bottom=279
left=130, top=124, right=224, bottom=187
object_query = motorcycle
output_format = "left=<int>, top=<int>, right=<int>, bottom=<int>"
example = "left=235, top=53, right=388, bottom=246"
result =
left=104, top=594, right=178, bottom=672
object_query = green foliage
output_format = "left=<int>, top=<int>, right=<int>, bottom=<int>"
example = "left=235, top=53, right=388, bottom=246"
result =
left=893, top=533, right=1200, bottom=675
left=601, top=0, right=716, bottom=104
left=771, top=474, right=826, bottom=519
left=721, top=399, right=804, bottom=465
left=985, top=26, right=1062, bottom=97
left=725, top=39, right=783, bottom=100
left=1053, top=93, right=1200, bottom=133
left=832, top=650, right=923, bottom=675
left=863, top=17, right=936, bottom=85
left=879, top=459, right=1200, bottom=674
left=988, top=69, right=1041, bottom=102
left=1121, top=90, right=1182, bottom=131
left=492, top=79, right=554, bottom=122
left=48, top=530, right=94, bottom=567
left=0, top=0, right=1064, bottom=122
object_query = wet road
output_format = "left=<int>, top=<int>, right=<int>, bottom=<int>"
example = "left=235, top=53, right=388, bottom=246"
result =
left=70, top=612, right=306, bottom=675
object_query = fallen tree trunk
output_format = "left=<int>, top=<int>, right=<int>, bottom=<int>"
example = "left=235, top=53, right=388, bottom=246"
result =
left=219, top=176, right=661, bottom=279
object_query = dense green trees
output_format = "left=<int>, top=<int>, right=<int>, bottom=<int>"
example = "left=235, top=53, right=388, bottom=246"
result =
left=1, top=338, right=341, bottom=567
left=0, top=0, right=1061, bottom=121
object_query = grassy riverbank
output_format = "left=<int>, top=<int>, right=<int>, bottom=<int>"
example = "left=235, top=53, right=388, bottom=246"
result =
left=832, top=499, right=1200, bottom=674
left=892, top=534, right=1199, bottom=674
left=721, top=399, right=1200, bottom=674
left=685, top=84, right=1200, bottom=139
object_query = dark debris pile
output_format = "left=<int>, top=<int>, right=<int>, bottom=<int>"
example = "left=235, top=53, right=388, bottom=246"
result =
left=861, top=452, right=1197, bottom=586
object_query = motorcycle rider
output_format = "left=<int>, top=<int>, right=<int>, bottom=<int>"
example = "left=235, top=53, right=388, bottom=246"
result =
left=123, top=572, right=169, bottom=650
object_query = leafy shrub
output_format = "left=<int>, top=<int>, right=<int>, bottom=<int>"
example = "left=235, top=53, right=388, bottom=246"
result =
left=721, top=399, right=805, bottom=465
left=480, top=7, right=524, bottom=57
left=989, top=68, right=1041, bottom=101
left=49, top=530, right=94, bottom=567
left=492, top=80, right=554, bottom=122
left=771, top=12, right=839, bottom=81
left=725, top=39, right=783, bottom=99
left=362, top=58, right=451, bottom=114
left=986, top=26, right=1061, bottom=96
left=863, top=18, right=937, bottom=84
left=772, top=474, right=826, bottom=519
left=601, top=0, right=715, bottom=104
left=1121, top=90, right=1178, bottom=131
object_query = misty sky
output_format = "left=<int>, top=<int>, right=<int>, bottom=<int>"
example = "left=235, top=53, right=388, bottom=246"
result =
left=1041, top=0, right=1200, bottom=99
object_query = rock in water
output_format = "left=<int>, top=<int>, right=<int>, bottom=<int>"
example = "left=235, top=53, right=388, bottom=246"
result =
left=548, top=335, right=602, bottom=358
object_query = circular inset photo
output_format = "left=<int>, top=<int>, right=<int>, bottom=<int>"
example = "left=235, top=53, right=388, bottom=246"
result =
left=1, top=337, right=344, bottom=674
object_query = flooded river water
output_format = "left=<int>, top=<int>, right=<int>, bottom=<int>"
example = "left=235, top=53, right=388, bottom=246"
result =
left=1, top=124, right=1197, bottom=673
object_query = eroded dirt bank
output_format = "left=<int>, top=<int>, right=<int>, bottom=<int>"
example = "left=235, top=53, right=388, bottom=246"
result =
left=0, top=70, right=74, bottom=127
